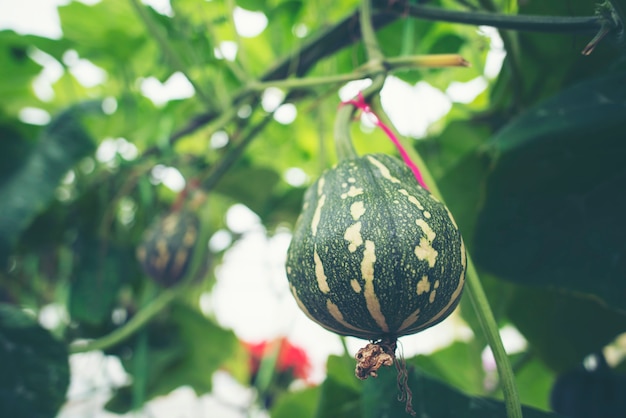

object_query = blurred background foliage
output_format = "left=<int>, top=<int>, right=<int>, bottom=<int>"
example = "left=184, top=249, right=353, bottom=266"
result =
left=1, top=0, right=626, bottom=417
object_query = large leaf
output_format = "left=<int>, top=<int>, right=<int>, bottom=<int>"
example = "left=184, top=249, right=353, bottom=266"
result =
left=0, top=31, right=43, bottom=113
left=271, top=386, right=320, bottom=418
left=316, top=354, right=559, bottom=418
left=361, top=362, right=561, bottom=418
left=550, top=355, right=626, bottom=417
left=214, top=166, right=281, bottom=215
left=0, top=303, right=70, bottom=418
left=474, top=71, right=626, bottom=312
left=106, top=301, right=239, bottom=413
left=0, top=103, right=98, bottom=261
left=68, top=236, right=132, bottom=325
left=507, top=286, right=626, bottom=373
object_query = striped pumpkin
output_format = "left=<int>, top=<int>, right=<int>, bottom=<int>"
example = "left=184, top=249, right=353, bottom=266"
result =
left=136, top=210, right=200, bottom=287
left=286, top=154, right=466, bottom=341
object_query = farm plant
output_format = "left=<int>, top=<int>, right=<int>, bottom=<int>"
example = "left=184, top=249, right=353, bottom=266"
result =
left=1, top=0, right=626, bottom=417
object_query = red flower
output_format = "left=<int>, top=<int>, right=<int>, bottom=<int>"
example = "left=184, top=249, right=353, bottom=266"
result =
left=245, top=337, right=312, bottom=382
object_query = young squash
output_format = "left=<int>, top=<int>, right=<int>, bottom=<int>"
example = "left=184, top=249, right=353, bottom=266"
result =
left=286, top=153, right=466, bottom=376
left=136, top=210, right=200, bottom=287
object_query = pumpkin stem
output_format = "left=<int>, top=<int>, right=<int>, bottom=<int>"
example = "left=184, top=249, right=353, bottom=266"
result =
left=354, top=336, right=396, bottom=379
left=342, top=93, right=429, bottom=189
left=355, top=337, right=416, bottom=415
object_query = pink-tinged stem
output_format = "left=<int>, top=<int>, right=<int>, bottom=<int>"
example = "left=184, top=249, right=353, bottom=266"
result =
left=341, top=93, right=428, bottom=189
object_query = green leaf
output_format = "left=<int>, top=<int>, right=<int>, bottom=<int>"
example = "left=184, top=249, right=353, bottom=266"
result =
left=0, top=119, right=38, bottom=180
left=474, top=71, right=626, bottom=312
left=512, top=354, right=556, bottom=412
left=271, top=386, right=320, bottom=418
left=315, top=355, right=362, bottom=417
left=68, top=237, right=131, bottom=325
left=0, top=31, right=43, bottom=113
left=361, top=364, right=561, bottom=418
left=151, top=302, right=239, bottom=396
left=316, top=375, right=362, bottom=418
left=106, top=302, right=238, bottom=413
left=0, top=103, right=99, bottom=261
left=550, top=358, right=626, bottom=417
left=214, top=166, right=281, bottom=214
left=417, top=119, right=491, bottom=242
left=0, top=304, right=70, bottom=418
left=408, top=340, right=485, bottom=397
left=58, top=0, right=154, bottom=76
left=507, top=286, right=626, bottom=373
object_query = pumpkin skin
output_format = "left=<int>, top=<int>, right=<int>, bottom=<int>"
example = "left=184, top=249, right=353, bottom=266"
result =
left=286, top=154, right=466, bottom=340
left=136, top=210, right=200, bottom=287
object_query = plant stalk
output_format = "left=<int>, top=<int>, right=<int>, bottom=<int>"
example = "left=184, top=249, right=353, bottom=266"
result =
left=371, top=97, right=523, bottom=418
left=381, top=2, right=604, bottom=33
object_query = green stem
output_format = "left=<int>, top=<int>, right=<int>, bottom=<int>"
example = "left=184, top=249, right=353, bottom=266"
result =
left=334, top=0, right=390, bottom=162
left=69, top=287, right=181, bottom=354
left=128, top=0, right=213, bottom=107
left=360, top=0, right=385, bottom=63
left=466, top=259, right=521, bottom=418
left=382, top=2, right=604, bottom=33
left=475, top=0, right=523, bottom=109
left=334, top=101, right=359, bottom=161
left=156, top=3, right=611, bottom=152
left=132, top=329, right=148, bottom=411
left=70, top=204, right=214, bottom=354
left=246, top=54, right=468, bottom=92
left=371, top=97, right=522, bottom=418
left=334, top=75, right=386, bottom=161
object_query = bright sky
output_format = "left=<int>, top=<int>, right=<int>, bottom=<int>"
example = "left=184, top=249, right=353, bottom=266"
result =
left=1, top=2, right=512, bottom=417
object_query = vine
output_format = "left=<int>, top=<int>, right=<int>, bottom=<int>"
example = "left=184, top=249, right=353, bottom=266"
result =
left=137, top=0, right=618, bottom=156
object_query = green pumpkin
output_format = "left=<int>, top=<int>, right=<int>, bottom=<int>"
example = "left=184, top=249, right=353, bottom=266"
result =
left=286, top=154, right=466, bottom=341
left=136, top=210, right=200, bottom=287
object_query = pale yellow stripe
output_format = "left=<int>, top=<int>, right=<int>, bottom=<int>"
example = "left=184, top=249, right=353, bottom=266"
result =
left=362, top=240, right=389, bottom=332
left=326, top=299, right=368, bottom=333
left=367, top=155, right=401, bottom=184
left=311, top=194, right=326, bottom=236
left=314, top=247, right=330, bottom=293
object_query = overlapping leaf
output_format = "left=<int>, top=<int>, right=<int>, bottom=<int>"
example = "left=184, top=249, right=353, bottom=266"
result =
left=0, top=103, right=98, bottom=261
left=474, top=71, right=626, bottom=312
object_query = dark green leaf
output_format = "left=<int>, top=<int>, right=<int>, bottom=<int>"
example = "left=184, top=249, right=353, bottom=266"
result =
left=214, top=166, right=281, bottom=214
left=0, top=31, right=43, bottom=112
left=315, top=355, right=362, bottom=418
left=474, top=71, right=626, bottom=312
left=408, top=340, right=485, bottom=397
left=145, top=302, right=238, bottom=397
left=507, top=286, right=626, bottom=373
left=106, top=302, right=237, bottom=413
left=0, top=304, right=69, bottom=418
left=0, top=103, right=99, bottom=261
left=271, top=386, right=320, bottom=418
left=550, top=355, right=626, bottom=417
left=361, top=364, right=561, bottom=418
left=68, top=237, right=131, bottom=325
